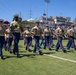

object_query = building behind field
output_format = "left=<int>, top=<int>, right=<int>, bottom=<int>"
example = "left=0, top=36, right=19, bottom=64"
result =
left=38, top=16, right=72, bottom=28
left=21, top=16, right=73, bottom=29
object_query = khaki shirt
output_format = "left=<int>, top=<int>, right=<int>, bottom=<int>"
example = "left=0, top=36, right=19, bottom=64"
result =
left=0, top=26, right=5, bottom=36
left=67, top=28, right=74, bottom=36
left=31, top=26, right=42, bottom=36
left=6, top=29, right=13, bottom=38
left=23, top=29, right=31, bottom=37
left=74, top=27, right=76, bottom=34
left=10, top=20, right=20, bottom=33
left=55, top=27, right=63, bottom=37
left=44, top=29, right=52, bottom=36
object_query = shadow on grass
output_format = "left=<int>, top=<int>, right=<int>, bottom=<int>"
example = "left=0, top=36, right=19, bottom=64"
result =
left=43, top=52, right=55, bottom=54
left=19, top=50, right=27, bottom=53
left=4, top=51, right=55, bottom=59
left=20, top=51, right=55, bottom=57
left=4, top=55, right=17, bottom=59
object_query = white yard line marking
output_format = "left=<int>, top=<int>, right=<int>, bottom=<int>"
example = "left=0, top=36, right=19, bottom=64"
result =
left=44, top=54, right=76, bottom=63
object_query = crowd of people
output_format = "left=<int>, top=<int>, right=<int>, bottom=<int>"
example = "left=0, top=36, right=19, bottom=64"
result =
left=0, top=14, right=76, bottom=60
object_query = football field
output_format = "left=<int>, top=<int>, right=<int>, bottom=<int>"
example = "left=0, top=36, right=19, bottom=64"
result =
left=0, top=40, right=76, bottom=75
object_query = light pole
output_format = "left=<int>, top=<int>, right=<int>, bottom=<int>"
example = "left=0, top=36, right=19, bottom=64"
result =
left=44, top=0, right=50, bottom=26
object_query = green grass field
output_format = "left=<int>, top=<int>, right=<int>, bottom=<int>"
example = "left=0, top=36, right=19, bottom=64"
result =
left=0, top=40, right=76, bottom=75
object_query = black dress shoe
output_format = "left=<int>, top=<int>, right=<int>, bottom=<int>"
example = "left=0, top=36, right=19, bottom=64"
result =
left=13, top=50, right=16, bottom=55
left=44, top=47, right=46, bottom=49
left=28, top=49, right=32, bottom=52
left=63, top=50, right=67, bottom=53
left=13, top=52, right=16, bottom=55
left=74, top=48, right=76, bottom=51
left=5, top=47, right=7, bottom=51
left=67, top=48, right=69, bottom=50
left=49, top=48, right=51, bottom=50
left=17, top=54, right=21, bottom=58
left=32, top=45, right=33, bottom=47
left=33, top=51, right=36, bottom=53
left=1, top=56, right=5, bottom=60
left=39, top=51, right=43, bottom=55
left=10, top=51, right=12, bottom=54
left=25, top=47, right=27, bottom=50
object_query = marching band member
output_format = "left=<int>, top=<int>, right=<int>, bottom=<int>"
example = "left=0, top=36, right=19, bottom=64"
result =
left=43, top=26, right=52, bottom=50
left=49, top=27, right=54, bottom=48
left=55, top=24, right=66, bottom=53
left=29, top=36, right=33, bottom=47
left=31, top=22, right=43, bottom=55
left=23, top=26, right=26, bottom=45
left=66, top=26, right=71, bottom=48
left=0, top=19, right=5, bottom=59
left=5, top=24, right=13, bottom=53
left=22, top=25, right=32, bottom=52
left=40, top=32, right=45, bottom=47
left=10, top=14, right=22, bottom=57
left=4, top=21, right=8, bottom=51
left=66, top=25, right=76, bottom=50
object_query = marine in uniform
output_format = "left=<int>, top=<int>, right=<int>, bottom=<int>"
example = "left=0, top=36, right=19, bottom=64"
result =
left=5, top=23, right=13, bottom=53
left=0, top=19, right=5, bottom=59
left=10, top=14, right=22, bottom=57
left=3, top=21, right=9, bottom=51
left=66, top=26, right=71, bottom=48
left=40, top=30, right=45, bottom=47
left=31, top=22, right=43, bottom=55
left=66, top=25, right=76, bottom=50
left=43, top=26, right=52, bottom=50
left=49, top=27, right=54, bottom=48
left=55, top=24, right=66, bottom=53
left=22, top=25, right=31, bottom=52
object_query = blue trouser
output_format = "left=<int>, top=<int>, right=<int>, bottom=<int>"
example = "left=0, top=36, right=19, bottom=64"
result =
left=56, top=36, right=65, bottom=51
left=25, top=37, right=30, bottom=50
left=29, top=36, right=33, bottom=46
left=49, top=36, right=53, bottom=47
left=7, top=38, right=12, bottom=52
left=40, top=37, right=45, bottom=47
left=67, top=36, right=76, bottom=49
left=66, top=37, right=70, bottom=47
left=13, top=32, right=20, bottom=54
left=0, top=36, right=4, bottom=56
left=4, top=38, right=7, bottom=50
left=44, top=36, right=50, bottom=49
left=34, top=36, right=40, bottom=52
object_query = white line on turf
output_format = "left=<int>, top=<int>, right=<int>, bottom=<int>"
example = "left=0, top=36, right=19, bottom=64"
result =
left=44, top=54, right=76, bottom=63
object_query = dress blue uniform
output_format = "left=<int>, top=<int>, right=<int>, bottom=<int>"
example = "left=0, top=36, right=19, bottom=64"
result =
left=31, top=22, right=43, bottom=55
left=5, top=25, right=13, bottom=53
left=43, top=26, right=51, bottom=50
left=55, top=25, right=66, bottom=53
left=67, top=26, right=76, bottom=50
left=40, top=34, right=45, bottom=47
left=4, top=34, right=8, bottom=51
left=10, top=14, right=21, bottom=57
left=22, top=25, right=31, bottom=52
left=0, top=19, right=5, bottom=59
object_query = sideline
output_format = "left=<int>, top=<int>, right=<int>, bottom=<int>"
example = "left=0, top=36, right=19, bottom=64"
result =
left=44, top=54, right=76, bottom=63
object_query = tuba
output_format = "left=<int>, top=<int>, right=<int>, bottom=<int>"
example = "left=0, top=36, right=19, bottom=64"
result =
left=10, top=23, right=20, bottom=31
left=14, top=23, right=19, bottom=28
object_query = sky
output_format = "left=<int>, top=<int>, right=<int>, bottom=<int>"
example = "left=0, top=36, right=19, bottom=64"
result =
left=0, top=0, right=76, bottom=22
